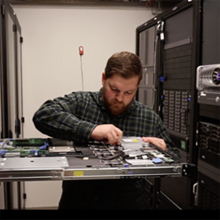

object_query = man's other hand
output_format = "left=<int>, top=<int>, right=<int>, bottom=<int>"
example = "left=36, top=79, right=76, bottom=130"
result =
left=142, top=137, right=168, bottom=151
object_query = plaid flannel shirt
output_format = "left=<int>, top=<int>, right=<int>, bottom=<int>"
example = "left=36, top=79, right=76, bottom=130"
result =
left=33, top=88, right=174, bottom=149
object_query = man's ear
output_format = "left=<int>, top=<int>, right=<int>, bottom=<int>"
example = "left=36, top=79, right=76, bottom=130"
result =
left=138, top=79, right=142, bottom=87
left=102, top=72, right=106, bottom=85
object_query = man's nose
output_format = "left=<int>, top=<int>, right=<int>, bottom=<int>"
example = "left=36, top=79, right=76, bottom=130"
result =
left=115, top=92, right=124, bottom=102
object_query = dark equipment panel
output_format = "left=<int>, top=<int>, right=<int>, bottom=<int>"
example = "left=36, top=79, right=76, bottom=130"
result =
left=159, top=177, right=191, bottom=209
left=196, top=0, right=220, bottom=210
left=156, top=190, right=181, bottom=210
left=199, top=104, right=220, bottom=121
left=198, top=172, right=220, bottom=210
left=202, top=0, right=220, bottom=65
left=136, top=0, right=201, bottom=210
left=163, top=89, right=190, bottom=136
left=163, top=6, right=193, bottom=47
left=162, top=44, right=192, bottom=90
left=159, top=4, right=196, bottom=210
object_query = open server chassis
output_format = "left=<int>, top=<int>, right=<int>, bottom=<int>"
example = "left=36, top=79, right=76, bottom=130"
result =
left=0, top=137, right=193, bottom=182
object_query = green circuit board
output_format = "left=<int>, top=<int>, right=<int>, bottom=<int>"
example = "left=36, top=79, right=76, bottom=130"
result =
left=0, top=138, right=79, bottom=158
left=0, top=138, right=49, bottom=157
left=1, top=147, right=48, bottom=157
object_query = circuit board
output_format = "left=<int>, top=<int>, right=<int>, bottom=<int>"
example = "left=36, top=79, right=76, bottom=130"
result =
left=0, top=137, right=181, bottom=166
left=0, top=138, right=77, bottom=158
left=89, top=137, right=181, bottom=166
left=0, top=137, right=184, bottom=182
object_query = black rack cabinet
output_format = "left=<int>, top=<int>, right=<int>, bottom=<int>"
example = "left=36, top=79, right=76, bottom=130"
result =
left=196, top=0, right=220, bottom=210
left=136, top=0, right=203, bottom=209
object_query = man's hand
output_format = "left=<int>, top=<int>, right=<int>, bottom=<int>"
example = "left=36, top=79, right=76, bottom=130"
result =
left=90, top=124, right=123, bottom=145
left=142, top=137, right=168, bottom=151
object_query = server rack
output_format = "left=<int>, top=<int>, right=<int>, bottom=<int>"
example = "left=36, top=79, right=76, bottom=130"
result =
left=136, top=0, right=202, bottom=209
left=2, top=0, right=24, bottom=139
left=136, top=15, right=163, bottom=209
left=136, top=18, right=158, bottom=112
left=195, top=0, right=220, bottom=210
left=0, top=0, right=24, bottom=210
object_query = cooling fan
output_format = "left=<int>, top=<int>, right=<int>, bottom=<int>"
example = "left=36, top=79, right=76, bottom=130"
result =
left=196, top=64, right=220, bottom=106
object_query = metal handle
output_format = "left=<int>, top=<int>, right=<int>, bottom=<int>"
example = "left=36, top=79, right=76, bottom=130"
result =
left=193, top=182, right=198, bottom=194
left=193, top=182, right=199, bottom=206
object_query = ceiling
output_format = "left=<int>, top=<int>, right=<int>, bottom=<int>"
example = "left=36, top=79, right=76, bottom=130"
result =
left=8, top=0, right=183, bottom=16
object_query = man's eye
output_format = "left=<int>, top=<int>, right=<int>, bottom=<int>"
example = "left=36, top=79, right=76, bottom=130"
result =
left=126, top=91, right=133, bottom=95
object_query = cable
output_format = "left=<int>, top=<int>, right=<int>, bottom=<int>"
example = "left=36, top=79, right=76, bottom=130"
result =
left=80, top=55, right=84, bottom=91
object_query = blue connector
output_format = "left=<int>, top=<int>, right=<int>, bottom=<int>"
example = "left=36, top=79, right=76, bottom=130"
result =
left=29, top=149, right=39, bottom=156
left=39, top=142, right=49, bottom=150
left=159, top=76, right=165, bottom=82
left=0, top=150, right=7, bottom=158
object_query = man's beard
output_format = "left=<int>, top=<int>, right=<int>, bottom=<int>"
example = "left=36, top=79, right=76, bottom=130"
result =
left=102, top=92, right=130, bottom=116
left=102, top=87, right=134, bottom=115
left=107, top=100, right=127, bottom=116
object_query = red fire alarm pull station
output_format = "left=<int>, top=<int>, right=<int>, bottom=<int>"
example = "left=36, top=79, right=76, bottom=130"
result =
left=79, top=46, right=84, bottom=55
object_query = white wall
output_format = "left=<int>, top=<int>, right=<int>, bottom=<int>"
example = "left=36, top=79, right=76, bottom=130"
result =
left=14, top=4, right=153, bottom=139
left=12, top=4, right=153, bottom=209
